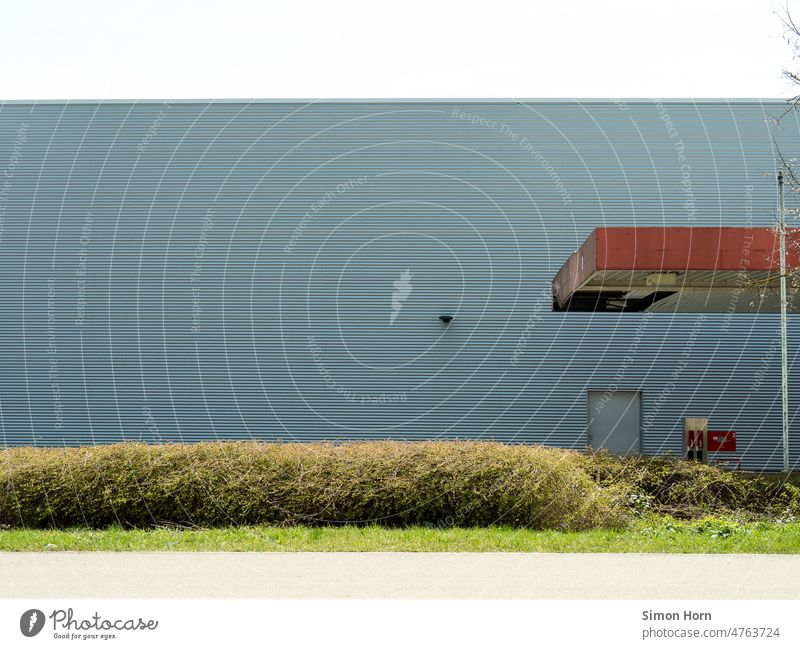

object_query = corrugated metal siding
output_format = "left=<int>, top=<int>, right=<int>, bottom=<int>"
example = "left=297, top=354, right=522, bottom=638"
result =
left=0, top=100, right=797, bottom=470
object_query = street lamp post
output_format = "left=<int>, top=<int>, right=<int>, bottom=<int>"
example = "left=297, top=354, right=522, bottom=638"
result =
left=779, top=169, right=790, bottom=473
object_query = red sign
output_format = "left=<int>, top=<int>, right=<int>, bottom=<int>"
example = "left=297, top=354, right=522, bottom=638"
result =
left=708, top=431, right=736, bottom=453
left=686, top=430, right=704, bottom=449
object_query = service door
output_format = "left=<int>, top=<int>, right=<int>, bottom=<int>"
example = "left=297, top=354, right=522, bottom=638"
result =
left=587, top=390, right=642, bottom=454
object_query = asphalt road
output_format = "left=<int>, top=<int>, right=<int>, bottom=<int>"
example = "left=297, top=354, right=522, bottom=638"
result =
left=1, top=552, right=798, bottom=599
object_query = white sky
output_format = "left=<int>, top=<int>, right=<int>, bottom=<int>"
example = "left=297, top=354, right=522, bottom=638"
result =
left=2, top=0, right=797, bottom=99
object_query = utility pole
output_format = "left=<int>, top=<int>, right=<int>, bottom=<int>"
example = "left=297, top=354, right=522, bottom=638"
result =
left=779, top=169, right=790, bottom=472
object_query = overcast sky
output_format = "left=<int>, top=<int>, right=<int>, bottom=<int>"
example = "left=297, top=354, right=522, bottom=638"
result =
left=2, top=0, right=796, bottom=99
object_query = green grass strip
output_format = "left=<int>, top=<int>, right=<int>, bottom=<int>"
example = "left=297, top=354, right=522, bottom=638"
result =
left=2, top=517, right=799, bottom=553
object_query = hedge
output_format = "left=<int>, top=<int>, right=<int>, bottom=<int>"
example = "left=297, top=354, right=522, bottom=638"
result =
left=2, top=442, right=797, bottom=530
left=0, top=442, right=629, bottom=530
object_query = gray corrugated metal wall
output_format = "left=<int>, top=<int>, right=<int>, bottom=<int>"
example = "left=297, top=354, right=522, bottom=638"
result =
left=0, top=99, right=798, bottom=470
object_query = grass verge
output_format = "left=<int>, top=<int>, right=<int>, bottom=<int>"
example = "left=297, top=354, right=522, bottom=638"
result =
left=1, top=517, right=799, bottom=553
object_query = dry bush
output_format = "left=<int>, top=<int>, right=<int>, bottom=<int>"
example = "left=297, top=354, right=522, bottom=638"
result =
left=0, top=441, right=630, bottom=530
left=581, top=450, right=800, bottom=519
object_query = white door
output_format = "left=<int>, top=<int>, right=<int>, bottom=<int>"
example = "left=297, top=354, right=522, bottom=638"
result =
left=587, top=390, right=642, bottom=454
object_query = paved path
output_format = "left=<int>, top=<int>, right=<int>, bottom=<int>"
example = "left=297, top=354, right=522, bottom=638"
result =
left=1, top=552, right=798, bottom=599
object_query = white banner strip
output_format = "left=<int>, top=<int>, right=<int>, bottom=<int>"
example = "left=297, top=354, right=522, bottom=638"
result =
left=0, top=600, right=796, bottom=648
